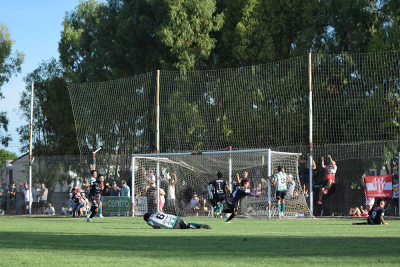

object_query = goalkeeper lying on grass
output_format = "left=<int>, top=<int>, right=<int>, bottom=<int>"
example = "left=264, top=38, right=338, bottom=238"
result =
left=144, top=212, right=211, bottom=229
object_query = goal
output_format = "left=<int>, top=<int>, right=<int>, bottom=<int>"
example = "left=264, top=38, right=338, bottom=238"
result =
left=131, top=149, right=312, bottom=219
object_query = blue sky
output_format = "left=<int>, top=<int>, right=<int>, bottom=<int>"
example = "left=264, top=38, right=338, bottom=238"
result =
left=0, top=1, right=81, bottom=156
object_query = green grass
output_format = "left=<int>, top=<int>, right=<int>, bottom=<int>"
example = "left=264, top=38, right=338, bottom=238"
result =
left=1, top=215, right=399, bottom=266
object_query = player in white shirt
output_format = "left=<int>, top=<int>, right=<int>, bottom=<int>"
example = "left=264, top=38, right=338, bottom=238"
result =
left=144, top=212, right=211, bottom=229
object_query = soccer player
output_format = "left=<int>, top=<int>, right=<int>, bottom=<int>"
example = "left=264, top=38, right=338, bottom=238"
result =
left=210, top=172, right=230, bottom=218
left=270, top=166, right=288, bottom=219
left=87, top=174, right=109, bottom=222
left=353, top=199, right=388, bottom=225
left=317, top=155, right=337, bottom=204
left=223, top=179, right=260, bottom=223
left=143, top=212, right=211, bottom=229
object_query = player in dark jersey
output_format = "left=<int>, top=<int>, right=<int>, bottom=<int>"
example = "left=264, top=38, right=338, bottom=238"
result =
left=210, top=172, right=230, bottom=218
left=87, top=174, right=109, bottom=222
left=353, top=199, right=388, bottom=225
left=223, top=179, right=260, bottom=223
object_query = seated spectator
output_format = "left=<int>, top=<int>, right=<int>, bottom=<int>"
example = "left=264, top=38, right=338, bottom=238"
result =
left=198, top=195, right=208, bottom=215
left=185, top=193, right=200, bottom=216
left=154, top=188, right=166, bottom=212
left=72, top=183, right=81, bottom=194
left=62, top=197, right=74, bottom=216
left=384, top=203, right=393, bottom=216
left=349, top=206, right=368, bottom=217
left=109, top=182, right=120, bottom=196
left=45, top=203, right=55, bottom=215
left=78, top=193, right=89, bottom=216
left=287, top=175, right=299, bottom=198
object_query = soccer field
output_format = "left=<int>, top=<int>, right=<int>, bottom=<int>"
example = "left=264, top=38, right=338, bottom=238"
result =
left=1, top=216, right=399, bottom=266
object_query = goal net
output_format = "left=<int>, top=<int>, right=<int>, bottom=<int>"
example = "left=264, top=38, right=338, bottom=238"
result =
left=131, top=149, right=312, bottom=219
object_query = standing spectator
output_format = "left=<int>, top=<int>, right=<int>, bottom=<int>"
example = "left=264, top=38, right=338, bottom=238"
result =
left=37, top=183, right=48, bottom=215
left=109, top=182, right=120, bottom=196
left=393, top=177, right=399, bottom=199
left=145, top=170, right=156, bottom=193
left=361, top=174, right=374, bottom=212
left=31, top=184, right=40, bottom=215
left=71, top=189, right=82, bottom=218
left=300, top=154, right=316, bottom=197
left=236, top=171, right=249, bottom=184
left=163, top=173, right=177, bottom=213
left=61, top=196, right=74, bottom=216
left=45, top=203, right=55, bottom=215
left=210, top=172, right=230, bottom=217
left=270, top=166, right=288, bottom=219
left=8, top=182, right=17, bottom=215
left=286, top=174, right=297, bottom=198
left=120, top=180, right=130, bottom=216
left=317, top=155, right=337, bottom=205
left=154, top=188, right=166, bottom=212
left=20, top=182, right=32, bottom=215
left=0, top=183, right=7, bottom=215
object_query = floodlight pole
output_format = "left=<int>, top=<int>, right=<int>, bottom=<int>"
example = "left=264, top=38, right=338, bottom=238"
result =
left=28, top=82, right=34, bottom=215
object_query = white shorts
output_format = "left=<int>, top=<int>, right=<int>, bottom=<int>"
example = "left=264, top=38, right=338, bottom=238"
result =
left=366, top=198, right=374, bottom=206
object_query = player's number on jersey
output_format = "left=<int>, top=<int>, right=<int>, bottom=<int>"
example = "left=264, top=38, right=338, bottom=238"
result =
left=156, top=214, right=165, bottom=220
left=371, top=211, right=377, bottom=219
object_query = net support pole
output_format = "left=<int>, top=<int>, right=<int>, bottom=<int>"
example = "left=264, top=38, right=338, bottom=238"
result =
left=308, top=52, right=313, bottom=215
left=398, top=139, right=400, bottom=217
left=28, top=82, right=34, bottom=215
left=156, top=161, right=160, bottom=212
left=228, top=146, right=232, bottom=189
left=267, top=149, right=271, bottom=219
left=131, top=156, right=135, bottom=217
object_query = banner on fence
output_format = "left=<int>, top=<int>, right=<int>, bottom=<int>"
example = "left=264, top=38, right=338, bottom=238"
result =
left=365, top=175, right=393, bottom=198
left=101, top=196, right=131, bottom=216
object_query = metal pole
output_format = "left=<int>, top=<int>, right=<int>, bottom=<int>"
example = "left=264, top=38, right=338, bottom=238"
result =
left=267, top=149, right=271, bottom=219
left=156, top=70, right=160, bottom=154
left=157, top=161, right=160, bottom=212
left=398, top=139, right=400, bottom=217
left=228, top=146, right=232, bottom=189
left=308, top=52, right=313, bottom=215
left=28, top=82, right=34, bottom=215
left=132, top=156, right=135, bottom=217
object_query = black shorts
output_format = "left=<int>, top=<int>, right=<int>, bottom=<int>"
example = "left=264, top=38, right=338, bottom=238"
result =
left=173, top=217, right=189, bottom=229
left=276, top=190, right=286, bottom=200
left=300, top=173, right=309, bottom=182
left=32, top=202, right=39, bottom=209
left=38, top=200, right=47, bottom=208
left=213, top=194, right=226, bottom=205
left=90, top=197, right=100, bottom=207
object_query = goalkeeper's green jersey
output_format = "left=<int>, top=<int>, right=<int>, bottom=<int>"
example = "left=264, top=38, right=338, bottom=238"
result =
left=147, top=212, right=179, bottom=229
left=273, top=172, right=288, bottom=191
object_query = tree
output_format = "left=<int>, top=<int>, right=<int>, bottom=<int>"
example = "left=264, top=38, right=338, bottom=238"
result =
left=17, top=58, right=79, bottom=155
left=0, top=148, right=17, bottom=170
left=0, top=24, right=25, bottom=146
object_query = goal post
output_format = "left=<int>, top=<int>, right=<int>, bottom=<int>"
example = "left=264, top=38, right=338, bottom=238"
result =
left=131, top=149, right=312, bottom=219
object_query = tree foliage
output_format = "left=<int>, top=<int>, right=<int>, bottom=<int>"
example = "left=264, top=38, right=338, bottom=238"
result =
left=0, top=24, right=25, bottom=146
left=0, top=148, right=17, bottom=170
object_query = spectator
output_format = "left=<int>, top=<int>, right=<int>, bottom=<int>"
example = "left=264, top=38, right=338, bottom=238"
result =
left=61, top=196, right=74, bottom=216
left=45, top=203, right=55, bottom=215
left=8, top=182, right=17, bottom=215
left=198, top=195, right=208, bottom=215
left=163, top=173, right=177, bottom=213
left=120, top=180, right=130, bottom=216
left=0, top=183, right=7, bottom=215
left=78, top=193, right=89, bottom=216
left=186, top=193, right=200, bottom=216
left=300, top=153, right=316, bottom=197
left=109, top=182, right=120, bottom=196
left=71, top=188, right=82, bottom=218
left=361, top=174, right=374, bottom=212
left=31, top=184, right=40, bottom=215
left=384, top=203, right=393, bottom=216
left=349, top=206, right=368, bottom=217
left=72, top=183, right=81, bottom=194
left=37, top=183, right=48, bottom=215
left=317, top=155, right=337, bottom=205
left=248, top=185, right=260, bottom=199
left=145, top=170, right=156, bottom=193
left=20, top=182, right=32, bottom=214
left=236, top=171, right=249, bottom=184
left=154, top=188, right=166, bottom=212
left=286, top=174, right=297, bottom=198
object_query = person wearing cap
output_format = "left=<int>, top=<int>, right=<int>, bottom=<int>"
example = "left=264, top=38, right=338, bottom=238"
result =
left=37, top=183, right=48, bottom=215
left=108, top=182, right=120, bottom=196
left=31, top=184, right=40, bottom=215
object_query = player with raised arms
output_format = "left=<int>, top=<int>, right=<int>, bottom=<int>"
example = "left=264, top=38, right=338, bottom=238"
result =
left=143, top=212, right=211, bottom=229
left=223, top=179, right=260, bottom=223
